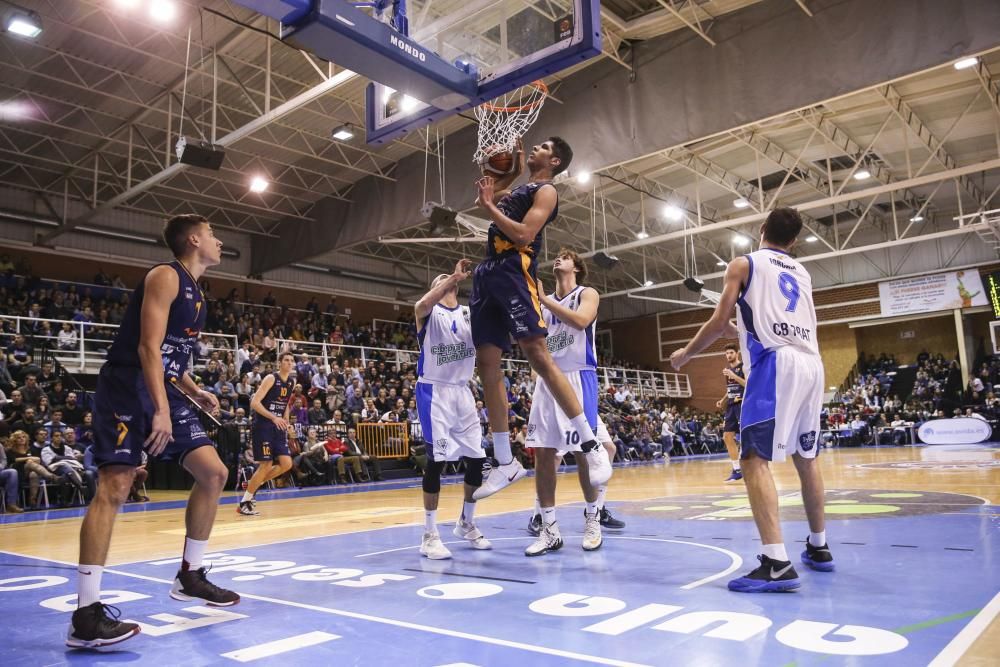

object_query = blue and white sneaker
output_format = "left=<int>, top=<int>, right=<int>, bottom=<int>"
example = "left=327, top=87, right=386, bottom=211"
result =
left=724, top=469, right=743, bottom=484
left=728, top=555, right=801, bottom=593
left=801, top=538, right=835, bottom=572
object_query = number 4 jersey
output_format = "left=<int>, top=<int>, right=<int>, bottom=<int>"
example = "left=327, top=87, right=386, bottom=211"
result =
left=736, top=248, right=819, bottom=365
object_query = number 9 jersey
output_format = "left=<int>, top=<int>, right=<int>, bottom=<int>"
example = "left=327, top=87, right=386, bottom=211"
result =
left=736, top=248, right=819, bottom=364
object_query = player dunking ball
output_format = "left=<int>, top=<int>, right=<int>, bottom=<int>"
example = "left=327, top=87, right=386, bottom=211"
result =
left=718, top=343, right=745, bottom=484
left=471, top=138, right=600, bottom=500
left=522, top=249, right=612, bottom=554
left=239, top=351, right=295, bottom=515
left=414, top=260, right=492, bottom=559
left=670, top=208, right=833, bottom=593
left=69, top=214, right=238, bottom=649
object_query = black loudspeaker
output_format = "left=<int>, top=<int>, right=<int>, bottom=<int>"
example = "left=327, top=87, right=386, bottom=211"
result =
left=683, top=276, right=705, bottom=293
left=176, top=137, right=226, bottom=171
left=593, top=251, right=619, bottom=269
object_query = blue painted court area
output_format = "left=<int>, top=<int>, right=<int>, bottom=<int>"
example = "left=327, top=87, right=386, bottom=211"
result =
left=1, top=489, right=997, bottom=666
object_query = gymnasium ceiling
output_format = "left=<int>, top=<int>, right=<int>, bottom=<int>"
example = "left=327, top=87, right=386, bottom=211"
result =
left=1, top=0, right=999, bottom=312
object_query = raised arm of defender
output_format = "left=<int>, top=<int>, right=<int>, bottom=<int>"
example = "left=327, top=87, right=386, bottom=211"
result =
left=538, top=282, right=599, bottom=330
left=414, top=259, right=472, bottom=325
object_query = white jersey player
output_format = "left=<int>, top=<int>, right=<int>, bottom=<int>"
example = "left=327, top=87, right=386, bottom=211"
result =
left=524, top=249, right=613, bottom=557
left=670, top=208, right=832, bottom=593
left=414, top=260, right=492, bottom=560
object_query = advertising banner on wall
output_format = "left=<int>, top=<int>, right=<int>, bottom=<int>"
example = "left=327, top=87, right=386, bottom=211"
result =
left=878, top=271, right=987, bottom=317
left=917, top=417, right=992, bottom=445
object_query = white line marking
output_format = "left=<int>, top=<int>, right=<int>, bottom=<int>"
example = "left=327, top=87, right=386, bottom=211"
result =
left=354, top=537, right=741, bottom=590
left=221, top=631, right=340, bottom=662
left=0, top=550, right=649, bottom=667
left=927, top=589, right=1000, bottom=667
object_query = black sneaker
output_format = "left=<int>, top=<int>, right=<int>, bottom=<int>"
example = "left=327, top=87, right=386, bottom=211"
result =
left=599, top=507, right=626, bottom=529
left=527, top=513, right=542, bottom=537
left=170, top=567, right=240, bottom=607
left=801, top=538, right=835, bottom=572
left=728, top=555, right=801, bottom=593
left=66, top=602, right=141, bottom=648
left=237, top=500, right=259, bottom=516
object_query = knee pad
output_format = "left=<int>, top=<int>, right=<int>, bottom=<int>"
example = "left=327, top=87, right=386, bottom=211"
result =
left=422, top=461, right=446, bottom=494
left=462, top=457, right=486, bottom=488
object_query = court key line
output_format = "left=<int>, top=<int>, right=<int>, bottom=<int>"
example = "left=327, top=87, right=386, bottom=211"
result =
left=0, top=550, right=651, bottom=667
left=354, top=536, right=743, bottom=590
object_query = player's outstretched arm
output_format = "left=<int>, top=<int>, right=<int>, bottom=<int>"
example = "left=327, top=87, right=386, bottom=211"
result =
left=538, top=283, right=598, bottom=330
left=414, top=259, right=472, bottom=326
left=477, top=179, right=556, bottom=247
left=669, top=258, right=747, bottom=370
left=139, top=265, right=177, bottom=455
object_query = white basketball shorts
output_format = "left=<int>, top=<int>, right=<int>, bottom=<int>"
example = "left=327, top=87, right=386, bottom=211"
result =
left=740, top=346, right=824, bottom=463
left=526, top=369, right=599, bottom=454
left=415, top=381, right=485, bottom=462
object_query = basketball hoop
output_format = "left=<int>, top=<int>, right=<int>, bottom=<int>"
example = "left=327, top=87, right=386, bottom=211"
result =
left=473, top=80, right=548, bottom=166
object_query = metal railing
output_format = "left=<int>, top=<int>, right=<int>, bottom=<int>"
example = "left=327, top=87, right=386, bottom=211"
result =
left=277, top=338, right=691, bottom=399
left=0, top=315, right=237, bottom=373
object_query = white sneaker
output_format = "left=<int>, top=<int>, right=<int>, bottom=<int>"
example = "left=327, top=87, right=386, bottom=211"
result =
left=419, top=532, right=452, bottom=560
left=586, top=447, right=613, bottom=487
left=453, top=520, right=492, bottom=550
left=582, top=513, right=603, bottom=551
left=525, top=521, right=563, bottom=557
left=472, top=459, right=527, bottom=500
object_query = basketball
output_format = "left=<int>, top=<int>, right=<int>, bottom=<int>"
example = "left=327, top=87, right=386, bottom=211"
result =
left=484, top=151, right=515, bottom=175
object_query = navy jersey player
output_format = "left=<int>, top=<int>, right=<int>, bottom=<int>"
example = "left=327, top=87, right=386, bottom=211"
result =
left=239, top=351, right=296, bottom=515
left=670, top=208, right=833, bottom=593
left=69, top=214, right=238, bottom=649
left=471, top=137, right=600, bottom=499
left=717, top=343, right=746, bottom=483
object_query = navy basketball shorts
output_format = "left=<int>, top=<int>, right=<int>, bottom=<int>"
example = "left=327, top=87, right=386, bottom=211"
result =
left=92, top=364, right=213, bottom=468
left=252, top=420, right=290, bottom=462
left=470, top=251, right=548, bottom=351
left=724, top=401, right=741, bottom=433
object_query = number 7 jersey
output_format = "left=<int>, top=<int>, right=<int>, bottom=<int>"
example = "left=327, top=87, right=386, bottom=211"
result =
left=736, top=248, right=819, bottom=366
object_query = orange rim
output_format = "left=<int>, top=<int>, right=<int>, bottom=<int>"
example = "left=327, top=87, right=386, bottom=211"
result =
left=481, top=80, right=548, bottom=113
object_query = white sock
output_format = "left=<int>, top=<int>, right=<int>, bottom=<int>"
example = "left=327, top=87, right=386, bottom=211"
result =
left=461, top=501, right=476, bottom=524
left=493, top=432, right=513, bottom=464
left=596, top=485, right=607, bottom=510
left=533, top=497, right=542, bottom=516
left=731, top=460, right=741, bottom=471
left=241, top=491, right=252, bottom=503
left=569, top=414, right=597, bottom=444
left=762, top=543, right=789, bottom=562
left=541, top=506, right=556, bottom=527
left=182, top=537, right=208, bottom=571
left=77, top=565, right=104, bottom=607
left=425, top=510, right=437, bottom=533
left=585, top=501, right=598, bottom=517
left=809, top=531, right=827, bottom=547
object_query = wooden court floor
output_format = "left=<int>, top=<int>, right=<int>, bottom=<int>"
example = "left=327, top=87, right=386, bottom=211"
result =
left=2, top=444, right=997, bottom=665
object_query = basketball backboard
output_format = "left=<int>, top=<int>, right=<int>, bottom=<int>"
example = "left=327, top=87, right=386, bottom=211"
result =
left=366, top=0, right=601, bottom=145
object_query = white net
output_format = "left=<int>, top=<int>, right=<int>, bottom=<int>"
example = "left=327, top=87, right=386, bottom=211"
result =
left=473, top=81, right=548, bottom=167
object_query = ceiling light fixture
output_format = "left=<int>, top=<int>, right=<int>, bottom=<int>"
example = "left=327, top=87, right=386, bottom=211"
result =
left=249, top=176, right=269, bottom=193
left=909, top=215, right=924, bottom=223
left=576, top=171, right=591, bottom=185
left=663, top=205, right=684, bottom=221
left=805, top=235, right=818, bottom=243
left=954, top=56, right=979, bottom=70
left=636, top=230, right=649, bottom=240
left=149, top=0, right=177, bottom=23
left=853, top=169, right=872, bottom=181
left=331, top=124, right=354, bottom=141
left=643, top=280, right=654, bottom=287
left=733, top=198, right=750, bottom=209
left=3, top=9, right=42, bottom=38
left=733, top=234, right=750, bottom=247
left=716, top=260, right=727, bottom=266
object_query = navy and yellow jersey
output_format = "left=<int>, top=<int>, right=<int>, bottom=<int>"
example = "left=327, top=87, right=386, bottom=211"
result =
left=106, top=260, right=205, bottom=382
left=255, top=372, right=294, bottom=421
left=486, top=182, right=559, bottom=258
left=726, top=362, right=746, bottom=401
